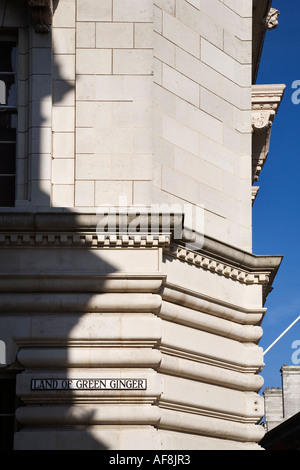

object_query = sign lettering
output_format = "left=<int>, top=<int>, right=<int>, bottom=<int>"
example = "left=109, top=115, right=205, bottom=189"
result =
left=31, top=378, right=147, bottom=391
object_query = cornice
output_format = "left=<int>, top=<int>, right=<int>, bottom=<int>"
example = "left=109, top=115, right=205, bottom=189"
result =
left=0, top=212, right=283, bottom=304
left=164, top=243, right=271, bottom=288
left=251, top=84, right=285, bottom=190
left=0, top=232, right=171, bottom=248
left=252, top=84, right=286, bottom=112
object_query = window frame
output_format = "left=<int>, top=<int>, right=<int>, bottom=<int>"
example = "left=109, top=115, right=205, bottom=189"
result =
left=0, top=35, right=18, bottom=208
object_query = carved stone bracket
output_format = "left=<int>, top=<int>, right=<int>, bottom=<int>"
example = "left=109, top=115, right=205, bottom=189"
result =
left=251, top=84, right=285, bottom=194
left=252, top=110, right=275, bottom=132
left=27, top=0, right=53, bottom=33
left=265, top=8, right=280, bottom=30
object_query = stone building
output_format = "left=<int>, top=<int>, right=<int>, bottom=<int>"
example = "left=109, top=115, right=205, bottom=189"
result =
left=261, top=366, right=300, bottom=450
left=0, top=0, right=285, bottom=450
left=264, top=366, right=300, bottom=432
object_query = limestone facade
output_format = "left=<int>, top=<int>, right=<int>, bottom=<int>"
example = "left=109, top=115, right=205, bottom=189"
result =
left=0, top=0, right=284, bottom=450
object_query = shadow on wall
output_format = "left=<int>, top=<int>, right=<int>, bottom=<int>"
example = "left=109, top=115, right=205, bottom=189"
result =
left=0, top=0, right=122, bottom=450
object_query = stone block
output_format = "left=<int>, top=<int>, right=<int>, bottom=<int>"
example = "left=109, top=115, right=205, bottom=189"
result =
left=174, top=148, right=223, bottom=191
left=96, top=23, right=134, bottom=49
left=223, top=31, right=251, bottom=64
left=53, top=1, right=76, bottom=28
left=77, top=0, right=112, bottom=21
left=199, top=134, right=235, bottom=173
left=162, top=115, right=200, bottom=156
left=113, top=49, right=153, bottom=75
left=31, top=127, right=52, bottom=154
left=113, top=0, right=153, bottom=22
left=95, top=181, right=132, bottom=206
left=53, top=54, right=75, bottom=81
left=76, top=102, right=112, bottom=128
left=200, top=87, right=236, bottom=130
left=92, top=76, right=135, bottom=101
left=76, top=128, right=95, bottom=154
left=76, top=22, right=96, bottom=48
left=75, top=181, right=95, bottom=207
left=52, top=184, right=74, bottom=208
left=52, top=159, right=74, bottom=185
left=163, top=12, right=200, bottom=58
left=53, top=80, right=75, bottom=106
left=112, top=101, right=152, bottom=129
left=223, top=0, right=252, bottom=18
left=135, top=23, right=153, bottom=48
left=30, top=154, right=51, bottom=181
left=153, top=33, right=175, bottom=68
left=176, top=0, right=223, bottom=49
left=134, top=129, right=153, bottom=154
left=52, top=107, right=75, bottom=132
left=53, top=133, right=75, bottom=158
left=161, top=166, right=200, bottom=203
left=110, top=154, right=152, bottom=180
left=76, top=155, right=111, bottom=180
left=94, top=128, right=134, bottom=154
left=52, top=28, right=75, bottom=54
left=175, top=97, right=223, bottom=143
left=201, top=38, right=250, bottom=87
left=76, top=49, right=112, bottom=75
left=162, top=64, right=199, bottom=107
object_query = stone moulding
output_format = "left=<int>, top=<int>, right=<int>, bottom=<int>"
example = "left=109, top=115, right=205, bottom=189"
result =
left=16, top=405, right=161, bottom=426
left=0, top=273, right=165, bottom=293
left=0, top=232, right=171, bottom=248
left=162, top=285, right=266, bottom=326
left=0, top=212, right=283, bottom=304
left=16, top=347, right=263, bottom=392
left=0, top=292, right=162, bottom=313
left=165, top=243, right=271, bottom=287
left=15, top=403, right=265, bottom=444
left=159, top=300, right=263, bottom=343
left=17, top=348, right=162, bottom=369
left=158, top=354, right=264, bottom=392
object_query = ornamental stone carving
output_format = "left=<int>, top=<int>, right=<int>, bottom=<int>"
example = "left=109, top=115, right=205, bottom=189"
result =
left=27, top=0, right=53, bottom=33
left=265, top=8, right=280, bottom=30
left=251, top=110, right=274, bottom=132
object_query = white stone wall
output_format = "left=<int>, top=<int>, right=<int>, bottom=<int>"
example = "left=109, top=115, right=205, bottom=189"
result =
left=73, top=0, right=154, bottom=208
left=4, top=0, right=254, bottom=251
left=0, top=220, right=267, bottom=450
left=0, top=0, right=273, bottom=451
left=152, top=0, right=253, bottom=251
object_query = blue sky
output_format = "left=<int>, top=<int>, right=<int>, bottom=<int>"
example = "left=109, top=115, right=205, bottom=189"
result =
left=254, top=0, right=300, bottom=390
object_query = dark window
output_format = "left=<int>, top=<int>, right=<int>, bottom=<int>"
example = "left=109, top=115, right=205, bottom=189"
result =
left=0, top=378, right=17, bottom=450
left=0, top=40, right=17, bottom=207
